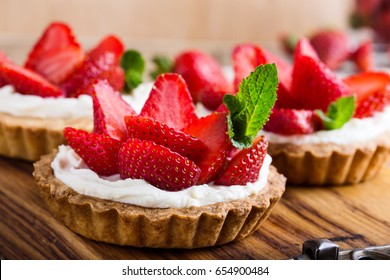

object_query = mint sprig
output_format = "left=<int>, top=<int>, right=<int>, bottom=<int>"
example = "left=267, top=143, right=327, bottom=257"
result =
left=120, top=50, right=145, bottom=93
left=315, top=96, right=356, bottom=130
left=150, top=54, right=174, bottom=80
left=223, top=64, right=278, bottom=148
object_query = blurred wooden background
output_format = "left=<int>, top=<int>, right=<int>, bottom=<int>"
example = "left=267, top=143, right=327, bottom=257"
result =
left=0, top=0, right=354, bottom=64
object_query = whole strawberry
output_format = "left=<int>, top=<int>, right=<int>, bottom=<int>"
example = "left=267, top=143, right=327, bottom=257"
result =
left=309, top=29, right=349, bottom=70
left=173, top=50, right=233, bottom=110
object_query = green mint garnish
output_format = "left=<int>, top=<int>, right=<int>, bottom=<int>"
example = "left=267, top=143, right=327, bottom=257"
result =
left=120, top=50, right=145, bottom=93
left=150, top=54, right=174, bottom=80
left=315, top=96, right=356, bottom=130
left=223, top=63, right=278, bottom=149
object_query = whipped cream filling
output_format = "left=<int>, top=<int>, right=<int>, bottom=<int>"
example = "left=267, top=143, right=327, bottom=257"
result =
left=51, top=145, right=272, bottom=208
left=0, top=83, right=154, bottom=119
left=0, top=85, right=93, bottom=119
left=262, top=105, right=390, bottom=145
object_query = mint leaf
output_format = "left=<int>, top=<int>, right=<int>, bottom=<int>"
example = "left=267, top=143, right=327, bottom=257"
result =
left=315, top=96, right=356, bottom=130
left=224, top=64, right=278, bottom=148
left=150, top=55, right=174, bottom=80
left=120, top=50, right=145, bottom=93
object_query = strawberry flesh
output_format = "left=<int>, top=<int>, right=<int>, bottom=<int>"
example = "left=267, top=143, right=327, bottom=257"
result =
left=24, top=22, right=85, bottom=84
left=92, top=80, right=136, bottom=141
left=64, top=127, right=121, bottom=176
left=291, top=39, right=351, bottom=112
left=62, top=52, right=124, bottom=97
left=118, top=138, right=201, bottom=191
left=214, top=136, right=268, bottom=186
left=140, top=73, right=198, bottom=130
left=124, top=115, right=206, bottom=162
left=232, top=43, right=294, bottom=108
left=264, top=108, right=321, bottom=135
left=174, top=50, right=232, bottom=109
left=343, top=71, right=390, bottom=118
left=309, top=29, right=349, bottom=70
left=0, top=62, right=63, bottom=97
left=350, top=40, right=373, bottom=72
left=87, top=35, right=124, bottom=63
left=182, top=112, right=229, bottom=184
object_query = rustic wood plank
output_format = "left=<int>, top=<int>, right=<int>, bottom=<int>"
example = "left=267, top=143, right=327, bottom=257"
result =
left=0, top=156, right=389, bottom=260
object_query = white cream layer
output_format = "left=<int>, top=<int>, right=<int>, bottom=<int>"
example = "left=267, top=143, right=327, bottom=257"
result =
left=0, top=83, right=154, bottom=119
left=51, top=145, right=271, bottom=209
left=262, top=105, right=390, bottom=145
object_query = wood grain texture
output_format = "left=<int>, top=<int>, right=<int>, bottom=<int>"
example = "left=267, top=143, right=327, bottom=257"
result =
left=0, top=156, right=389, bottom=260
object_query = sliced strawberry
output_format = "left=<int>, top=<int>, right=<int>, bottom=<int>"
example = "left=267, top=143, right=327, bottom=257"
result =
left=263, top=108, right=321, bottom=135
left=0, top=51, right=12, bottom=87
left=182, top=112, right=229, bottom=184
left=232, top=43, right=294, bottom=108
left=343, top=71, right=390, bottom=118
left=309, top=29, right=349, bottom=70
left=140, top=73, right=198, bottom=130
left=87, top=35, right=124, bottom=63
left=118, top=138, right=201, bottom=191
left=24, top=22, right=85, bottom=84
left=92, top=80, right=136, bottom=141
left=0, top=62, right=63, bottom=97
left=124, top=115, right=206, bottom=162
left=214, top=136, right=267, bottom=186
left=173, top=50, right=232, bottom=109
left=291, top=39, right=351, bottom=112
left=350, top=40, right=373, bottom=72
left=64, top=127, right=121, bottom=176
left=62, top=51, right=124, bottom=97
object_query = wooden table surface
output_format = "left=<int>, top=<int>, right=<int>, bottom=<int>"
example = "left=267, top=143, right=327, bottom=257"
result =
left=0, top=155, right=389, bottom=260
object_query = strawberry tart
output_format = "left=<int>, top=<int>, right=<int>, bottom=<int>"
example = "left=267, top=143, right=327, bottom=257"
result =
left=33, top=65, right=286, bottom=248
left=0, top=22, right=125, bottom=161
left=230, top=40, right=390, bottom=185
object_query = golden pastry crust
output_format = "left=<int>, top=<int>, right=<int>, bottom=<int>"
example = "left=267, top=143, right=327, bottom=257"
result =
left=268, top=131, right=390, bottom=185
left=0, top=112, right=92, bottom=161
left=33, top=150, right=286, bottom=249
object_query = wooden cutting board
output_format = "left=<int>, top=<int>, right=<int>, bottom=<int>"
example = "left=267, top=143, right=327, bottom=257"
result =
left=0, top=156, right=389, bottom=260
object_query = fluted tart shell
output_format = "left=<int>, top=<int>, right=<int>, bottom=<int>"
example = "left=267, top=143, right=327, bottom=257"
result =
left=33, top=150, right=286, bottom=249
left=0, top=112, right=92, bottom=161
left=267, top=131, right=390, bottom=185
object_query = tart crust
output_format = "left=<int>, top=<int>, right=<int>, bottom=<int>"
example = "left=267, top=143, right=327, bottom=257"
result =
left=0, top=112, right=92, bottom=161
left=268, top=131, right=390, bottom=185
left=33, top=150, right=286, bottom=249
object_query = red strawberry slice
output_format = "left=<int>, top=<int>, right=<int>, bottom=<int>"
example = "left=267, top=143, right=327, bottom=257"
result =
left=291, top=39, right=351, bottom=112
left=0, top=51, right=12, bottom=87
left=214, top=136, right=267, bottom=186
left=124, top=115, right=206, bottom=162
left=62, top=51, right=124, bottom=97
left=350, top=40, right=373, bottom=72
left=0, top=62, right=63, bottom=97
left=92, top=80, right=136, bottom=141
left=24, top=22, right=85, bottom=84
left=140, top=73, right=198, bottom=130
left=264, top=108, right=322, bottom=135
left=182, top=112, right=229, bottom=184
left=118, top=138, right=201, bottom=191
left=309, top=29, right=349, bottom=70
left=232, top=43, right=294, bottom=108
left=173, top=50, right=232, bottom=109
left=343, top=72, right=390, bottom=118
left=87, top=35, right=124, bottom=63
left=64, top=127, right=121, bottom=176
